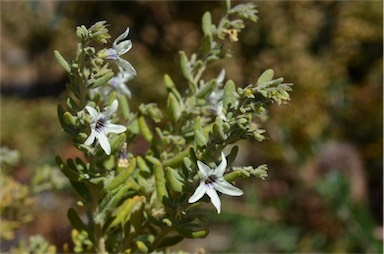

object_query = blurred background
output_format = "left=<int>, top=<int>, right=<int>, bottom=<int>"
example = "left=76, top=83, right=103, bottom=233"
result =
left=0, top=1, right=382, bottom=253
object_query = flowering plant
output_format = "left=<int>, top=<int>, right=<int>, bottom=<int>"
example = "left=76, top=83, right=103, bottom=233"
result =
left=55, top=1, right=292, bottom=252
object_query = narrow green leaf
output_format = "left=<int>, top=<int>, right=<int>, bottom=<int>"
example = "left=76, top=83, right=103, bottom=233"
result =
left=118, top=95, right=130, bottom=120
left=110, top=195, right=145, bottom=229
left=137, top=156, right=151, bottom=175
left=56, top=156, right=82, bottom=181
left=97, top=184, right=130, bottom=223
left=195, top=80, right=216, bottom=98
left=213, top=116, right=227, bottom=140
left=167, top=93, right=181, bottom=122
left=69, top=180, right=90, bottom=202
left=227, top=145, right=239, bottom=165
left=223, top=170, right=243, bottom=182
left=66, top=96, right=79, bottom=112
left=157, top=235, right=184, bottom=249
left=163, top=145, right=192, bottom=168
left=225, top=0, right=231, bottom=11
left=68, top=208, right=88, bottom=233
left=54, top=50, right=71, bottom=73
left=179, top=51, right=193, bottom=82
left=89, top=72, right=113, bottom=89
left=105, top=158, right=136, bottom=191
left=165, top=167, right=184, bottom=193
left=176, top=227, right=209, bottom=239
left=164, top=74, right=182, bottom=101
left=154, top=161, right=169, bottom=203
left=202, top=34, right=212, bottom=55
left=57, top=104, right=77, bottom=135
left=138, top=116, right=153, bottom=143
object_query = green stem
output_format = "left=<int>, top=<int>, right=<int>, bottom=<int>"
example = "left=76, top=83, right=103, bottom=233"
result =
left=89, top=183, right=106, bottom=254
left=151, top=227, right=171, bottom=251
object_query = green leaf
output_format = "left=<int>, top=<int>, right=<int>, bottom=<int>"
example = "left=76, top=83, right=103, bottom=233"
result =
left=213, top=116, right=227, bottom=140
left=136, top=241, right=148, bottom=252
left=167, top=93, right=182, bottom=122
left=70, top=180, right=90, bottom=202
left=195, top=80, right=216, bottom=98
left=105, top=158, right=136, bottom=192
left=97, top=184, right=130, bottom=223
left=157, top=235, right=184, bottom=249
left=66, top=96, right=79, bottom=112
left=257, top=69, right=274, bottom=86
left=110, top=195, right=145, bottom=229
left=165, top=167, right=184, bottom=193
left=223, top=80, right=237, bottom=110
left=68, top=208, right=90, bottom=236
left=153, top=161, right=169, bottom=204
left=57, top=104, right=77, bottom=135
left=56, top=156, right=82, bottom=181
left=118, top=95, right=130, bottom=120
left=179, top=51, right=193, bottom=82
left=223, top=170, right=244, bottom=182
left=130, top=198, right=145, bottom=232
left=202, top=11, right=212, bottom=35
left=202, top=34, right=212, bottom=55
left=89, top=72, right=113, bottom=89
left=225, top=0, right=231, bottom=11
left=138, top=116, right=153, bottom=143
left=54, top=50, right=71, bottom=73
left=193, top=117, right=207, bottom=148
left=109, top=133, right=126, bottom=156
left=136, top=156, right=151, bottom=176
left=176, top=227, right=209, bottom=239
left=63, top=112, right=77, bottom=126
left=226, top=145, right=239, bottom=165
left=163, top=145, right=192, bottom=168
left=163, top=74, right=182, bottom=101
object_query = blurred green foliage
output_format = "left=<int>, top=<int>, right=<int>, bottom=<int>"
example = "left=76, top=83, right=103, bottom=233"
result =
left=0, top=0, right=382, bottom=253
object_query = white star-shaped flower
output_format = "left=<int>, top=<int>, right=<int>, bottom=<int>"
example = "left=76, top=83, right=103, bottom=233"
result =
left=84, top=99, right=127, bottom=155
left=99, top=27, right=137, bottom=76
left=188, top=152, right=243, bottom=214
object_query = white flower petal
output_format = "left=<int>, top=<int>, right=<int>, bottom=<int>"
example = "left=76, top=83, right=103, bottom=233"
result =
left=104, top=48, right=118, bottom=60
left=116, top=58, right=137, bottom=76
left=188, top=182, right=207, bottom=203
left=206, top=187, right=221, bottom=214
left=85, top=106, right=99, bottom=120
left=105, top=99, right=118, bottom=118
left=113, top=27, right=130, bottom=48
left=197, top=161, right=211, bottom=179
left=215, top=152, right=227, bottom=176
left=84, top=130, right=97, bottom=145
left=217, top=69, right=226, bottom=85
left=98, top=133, right=111, bottom=155
left=115, top=40, right=132, bottom=55
left=104, top=123, right=126, bottom=134
left=118, top=84, right=132, bottom=98
left=214, top=178, right=243, bottom=196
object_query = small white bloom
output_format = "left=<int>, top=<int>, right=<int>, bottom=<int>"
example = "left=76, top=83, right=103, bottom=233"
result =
left=84, top=99, right=127, bottom=155
left=108, top=67, right=134, bottom=98
left=208, top=69, right=226, bottom=121
left=100, top=27, right=137, bottom=76
left=188, top=152, right=243, bottom=214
